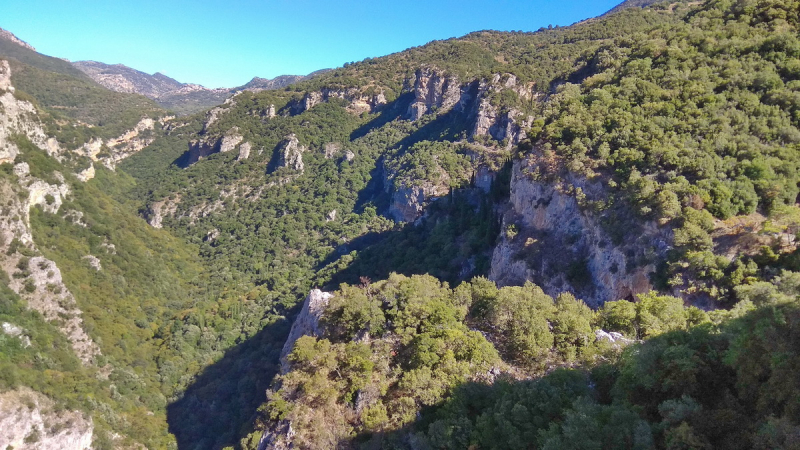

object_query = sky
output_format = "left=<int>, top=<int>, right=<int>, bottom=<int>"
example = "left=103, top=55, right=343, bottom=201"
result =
left=1, top=0, right=623, bottom=88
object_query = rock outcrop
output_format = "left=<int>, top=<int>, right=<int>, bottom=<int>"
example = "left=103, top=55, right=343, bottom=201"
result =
left=0, top=388, right=93, bottom=450
left=489, top=156, right=671, bottom=307
left=406, top=66, right=462, bottom=120
left=145, top=195, right=181, bottom=229
left=470, top=74, right=536, bottom=148
left=275, top=134, right=306, bottom=172
left=237, top=142, right=252, bottom=161
left=291, top=87, right=387, bottom=115
left=0, top=60, right=61, bottom=164
left=279, top=289, right=333, bottom=372
left=219, top=128, right=244, bottom=153
left=0, top=173, right=100, bottom=364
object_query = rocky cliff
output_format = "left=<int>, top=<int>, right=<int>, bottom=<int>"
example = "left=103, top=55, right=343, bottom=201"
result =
left=489, top=155, right=672, bottom=307
left=77, top=116, right=160, bottom=170
left=257, top=289, right=333, bottom=450
left=406, top=66, right=463, bottom=120
left=291, top=87, right=388, bottom=116
left=0, top=60, right=99, bottom=362
left=0, top=388, right=93, bottom=450
left=0, top=60, right=60, bottom=163
left=279, top=289, right=333, bottom=373
left=274, top=133, right=306, bottom=173
left=470, top=74, right=536, bottom=148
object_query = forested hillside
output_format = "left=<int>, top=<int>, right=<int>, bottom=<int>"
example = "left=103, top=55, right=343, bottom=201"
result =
left=2, top=0, right=800, bottom=448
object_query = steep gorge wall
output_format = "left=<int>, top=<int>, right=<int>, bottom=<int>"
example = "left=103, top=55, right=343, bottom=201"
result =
left=489, top=156, right=672, bottom=307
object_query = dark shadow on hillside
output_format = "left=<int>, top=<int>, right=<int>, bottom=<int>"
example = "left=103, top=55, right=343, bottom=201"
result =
left=323, top=190, right=501, bottom=289
left=166, top=317, right=293, bottom=450
left=393, top=107, right=472, bottom=151
left=350, top=93, right=415, bottom=141
left=354, top=158, right=391, bottom=214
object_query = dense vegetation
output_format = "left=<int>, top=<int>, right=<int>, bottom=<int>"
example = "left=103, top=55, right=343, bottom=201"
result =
left=3, top=0, right=800, bottom=448
left=267, top=272, right=800, bottom=449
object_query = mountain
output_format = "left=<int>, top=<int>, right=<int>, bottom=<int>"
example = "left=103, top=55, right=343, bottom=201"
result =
left=2, top=0, right=800, bottom=448
left=72, top=60, right=185, bottom=97
left=73, top=60, right=323, bottom=115
left=0, top=28, right=35, bottom=52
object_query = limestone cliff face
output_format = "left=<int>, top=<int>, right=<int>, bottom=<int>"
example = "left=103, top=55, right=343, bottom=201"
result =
left=77, top=116, right=158, bottom=169
left=489, top=156, right=671, bottom=307
left=0, top=64, right=100, bottom=363
left=0, top=166, right=100, bottom=363
left=406, top=66, right=463, bottom=120
left=0, top=388, right=93, bottom=450
left=0, top=60, right=60, bottom=164
left=279, top=289, right=333, bottom=373
left=275, top=133, right=306, bottom=172
left=470, top=74, right=536, bottom=149
left=292, top=87, right=387, bottom=115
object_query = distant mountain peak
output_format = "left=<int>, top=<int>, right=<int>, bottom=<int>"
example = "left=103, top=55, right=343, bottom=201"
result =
left=0, top=27, right=36, bottom=52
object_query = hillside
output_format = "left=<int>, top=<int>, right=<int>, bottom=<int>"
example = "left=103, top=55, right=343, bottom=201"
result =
left=73, top=60, right=321, bottom=115
left=1, top=0, right=800, bottom=448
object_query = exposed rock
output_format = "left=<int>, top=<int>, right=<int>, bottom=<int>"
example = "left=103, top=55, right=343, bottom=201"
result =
left=387, top=186, right=427, bottom=223
left=203, top=105, right=227, bottom=132
left=279, top=289, right=333, bottom=373
left=407, top=66, right=462, bottom=120
left=0, top=178, right=99, bottom=364
left=470, top=74, right=536, bottom=148
left=219, top=128, right=243, bottom=153
left=304, top=91, right=323, bottom=111
left=83, top=255, right=102, bottom=271
left=0, top=58, right=12, bottom=91
left=292, top=87, right=387, bottom=115
left=76, top=164, right=95, bottom=182
left=474, top=165, right=495, bottom=193
left=344, top=150, right=355, bottom=162
left=275, top=134, right=306, bottom=172
left=0, top=387, right=93, bottom=450
left=76, top=117, right=156, bottom=169
left=326, top=210, right=337, bottom=222
left=0, top=61, right=60, bottom=163
left=489, top=156, right=671, bottom=307
left=323, top=142, right=341, bottom=159
left=237, top=142, right=252, bottom=161
left=2, top=322, right=31, bottom=347
left=267, top=104, right=276, bottom=118
left=145, top=196, right=181, bottom=229
left=595, top=329, right=635, bottom=347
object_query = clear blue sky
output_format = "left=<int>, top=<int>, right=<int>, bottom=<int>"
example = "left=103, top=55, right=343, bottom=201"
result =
left=1, top=0, right=622, bottom=88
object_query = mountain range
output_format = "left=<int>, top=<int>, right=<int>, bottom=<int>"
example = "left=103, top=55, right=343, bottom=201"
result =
left=1, top=0, right=800, bottom=448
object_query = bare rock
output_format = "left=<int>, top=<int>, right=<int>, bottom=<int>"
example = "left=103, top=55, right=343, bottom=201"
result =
left=279, top=289, right=333, bottom=373
left=324, top=142, right=341, bottom=159
left=1, top=322, right=31, bottom=347
left=0, top=387, right=93, bottom=450
left=237, top=142, right=252, bottom=161
left=407, top=66, right=462, bottom=120
left=489, top=156, right=671, bottom=307
left=219, top=128, right=243, bottom=153
left=276, top=134, right=306, bottom=172
left=83, top=255, right=102, bottom=271
left=595, top=329, right=635, bottom=347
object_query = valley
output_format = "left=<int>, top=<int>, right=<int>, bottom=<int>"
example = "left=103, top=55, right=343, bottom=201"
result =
left=1, top=0, right=800, bottom=448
